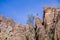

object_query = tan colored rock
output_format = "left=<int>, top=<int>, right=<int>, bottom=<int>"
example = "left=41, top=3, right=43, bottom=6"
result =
left=13, top=24, right=26, bottom=40
left=6, top=18, right=15, bottom=26
left=35, top=16, right=46, bottom=40
left=23, top=24, right=29, bottom=31
left=0, top=16, right=6, bottom=24
left=43, top=7, right=55, bottom=31
left=54, top=7, right=60, bottom=40
left=1, top=7, right=60, bottom=40
left=29, top=24, right=35, bottom=40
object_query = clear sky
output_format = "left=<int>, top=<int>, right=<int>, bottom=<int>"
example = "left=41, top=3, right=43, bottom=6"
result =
left=0, top=0, right=60, bottom=24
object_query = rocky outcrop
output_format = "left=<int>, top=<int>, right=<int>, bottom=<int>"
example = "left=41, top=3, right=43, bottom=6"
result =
left=1, top=7, right=60, bottom=40
left=43, top=7, right=60, bottom=40
left=35, top=16, right=46, bottom=40
left=43, top=7, right=55, bottom=40
left=0, top=16, right=36, bottom=40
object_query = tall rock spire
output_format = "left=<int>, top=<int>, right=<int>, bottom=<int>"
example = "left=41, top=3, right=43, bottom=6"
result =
left=35, top=16, right=46, bottom=40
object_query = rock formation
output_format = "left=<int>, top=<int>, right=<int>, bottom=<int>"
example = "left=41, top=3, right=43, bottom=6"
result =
left=0, top=7, right=60, bottom=40
left=35, top=16, right=46, bottom=40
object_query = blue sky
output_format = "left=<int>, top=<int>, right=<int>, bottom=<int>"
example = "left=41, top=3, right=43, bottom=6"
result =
left=0, top=0, right=60, bottom=24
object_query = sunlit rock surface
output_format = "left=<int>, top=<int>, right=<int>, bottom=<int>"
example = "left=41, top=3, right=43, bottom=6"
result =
left=1, top=7, right=60, bottom=40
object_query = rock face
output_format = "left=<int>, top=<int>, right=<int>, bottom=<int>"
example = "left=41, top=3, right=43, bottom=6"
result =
left=54, top=8, right=60, bottom=40
left=35, top=16, right=46, bottom=40
left=0, top=16, right=36, bottom=40
left=0, top=7, right=60, bottom=40
left=43, top=7, right=60, bottom=40
left=43, top=7, right=55, bottom=40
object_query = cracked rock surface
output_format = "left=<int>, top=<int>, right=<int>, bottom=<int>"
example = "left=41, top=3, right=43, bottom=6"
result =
left=0, top=7, right=60, bottom=40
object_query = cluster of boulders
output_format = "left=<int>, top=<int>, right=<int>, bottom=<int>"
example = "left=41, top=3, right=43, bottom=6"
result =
left=0, top=16, right=35, bottom=40
left=0, top=7, right=60, bottom=40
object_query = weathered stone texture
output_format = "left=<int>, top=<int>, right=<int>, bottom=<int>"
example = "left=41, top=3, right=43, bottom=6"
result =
left=43, top=7, right=60, bottom=40
left=44, top=7, right=55, bottom=31
left=1, top=7, right=60, bottom=40
left=35, top=16, right=46, bottom=40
